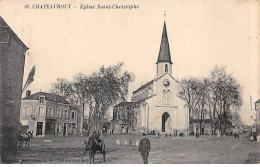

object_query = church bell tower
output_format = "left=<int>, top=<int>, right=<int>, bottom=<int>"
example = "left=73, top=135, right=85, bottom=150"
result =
left=156, top=21, right=173, bottom=78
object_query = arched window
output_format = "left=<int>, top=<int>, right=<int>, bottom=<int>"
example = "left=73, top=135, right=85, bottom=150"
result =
left=162, top=90, right=170, bottom=106
left=162, top=90, right=167, bottom=105
left=165, top=64, right=168, bottom=73
left=166, top=90, right=171, bottom=106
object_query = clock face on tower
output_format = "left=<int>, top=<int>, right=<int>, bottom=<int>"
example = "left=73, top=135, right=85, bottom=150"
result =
left=163, top=79, right=170, bottom=87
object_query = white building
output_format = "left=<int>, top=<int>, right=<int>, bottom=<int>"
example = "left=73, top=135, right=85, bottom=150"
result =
left=131, top=22, right=189, bottom=134
left=20, top=91, right=80, bottom=137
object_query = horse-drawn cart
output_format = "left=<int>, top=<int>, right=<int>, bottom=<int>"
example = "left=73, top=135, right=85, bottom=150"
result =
left=81, top=139, right=106, bottom=163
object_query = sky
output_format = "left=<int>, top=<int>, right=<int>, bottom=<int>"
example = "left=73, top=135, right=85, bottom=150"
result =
left=0, top=0, right=259, bottom=125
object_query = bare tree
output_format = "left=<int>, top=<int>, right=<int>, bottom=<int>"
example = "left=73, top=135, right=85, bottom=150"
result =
left=196, top=79, right=211, bottom=135
left=50, top=78, right=79, bottom=106
left=208, top=66, right=242, bottom=134
left=179, top=77, right=201, bottom=134
left=72, top=73, right=92, bottom=135
left=179, top=65, right=242, bottom=136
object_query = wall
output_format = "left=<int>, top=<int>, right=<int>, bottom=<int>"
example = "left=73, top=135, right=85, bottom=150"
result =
left=20, top=99, right=70, bottom=137
left=0, top=24, right=27, bottom=163
left=157, top=62, right=172, bottom=78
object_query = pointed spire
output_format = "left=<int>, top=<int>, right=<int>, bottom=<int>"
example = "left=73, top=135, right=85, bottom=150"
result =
left=156, top=21, right=172, bottom=64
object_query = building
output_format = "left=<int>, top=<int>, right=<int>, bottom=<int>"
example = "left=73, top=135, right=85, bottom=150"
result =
left=113, top=21, right=189, bottom=134
left=68, top=106, right=79, bottom=136
left=0, top=16, right=28, bottom=163
left=255, top=99, right=260, bottom=141
left=112, top=102, right=135, bottom=134
left=20, top=91, right=80, bottom=137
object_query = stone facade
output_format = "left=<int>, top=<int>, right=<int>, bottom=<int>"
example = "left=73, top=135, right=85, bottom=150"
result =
left=0, top=16, right=28, bottom=163
left=112, top=102, right=135, bottom=134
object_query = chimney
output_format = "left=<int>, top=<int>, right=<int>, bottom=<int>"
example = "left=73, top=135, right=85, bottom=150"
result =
left=26, top=90, right=31, bottom=97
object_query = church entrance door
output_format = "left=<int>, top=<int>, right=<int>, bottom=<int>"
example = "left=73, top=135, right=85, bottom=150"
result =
left=162, top=112, right=170, bottom=132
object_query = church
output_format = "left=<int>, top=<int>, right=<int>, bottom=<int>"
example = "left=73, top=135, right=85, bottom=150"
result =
left=112, top=21, right=189, bottom=134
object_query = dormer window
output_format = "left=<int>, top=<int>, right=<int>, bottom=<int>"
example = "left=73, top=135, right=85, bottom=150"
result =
left=39, top=96, right=45, bottom=103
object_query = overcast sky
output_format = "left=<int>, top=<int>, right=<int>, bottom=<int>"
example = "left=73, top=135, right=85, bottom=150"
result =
left=1, top=0, right=259, bottom=125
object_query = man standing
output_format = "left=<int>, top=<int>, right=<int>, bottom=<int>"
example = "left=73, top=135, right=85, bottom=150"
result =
left=139, top=133, right=151, bottom=164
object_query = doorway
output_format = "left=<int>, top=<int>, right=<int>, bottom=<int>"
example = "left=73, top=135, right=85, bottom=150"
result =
left=63, top=123, right=67, bottom=136
left=36, top=122, right=43, bottom=136
left=162, top=112, right=170, bottom=132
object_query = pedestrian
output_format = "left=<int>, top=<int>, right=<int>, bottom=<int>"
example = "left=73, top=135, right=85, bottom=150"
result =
left=139, top=133, right=151, bottom=164
left=166, top=133, right=167, bottom=138
left=169, top=133, right=171, bottom=137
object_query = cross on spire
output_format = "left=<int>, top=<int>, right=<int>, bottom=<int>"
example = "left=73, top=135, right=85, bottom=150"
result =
left=164, top=10, right=166, bottom=20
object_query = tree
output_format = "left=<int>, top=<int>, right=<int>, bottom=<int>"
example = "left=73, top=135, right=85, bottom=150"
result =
left=50, top=78, right=79, bottom=106
left=179, top=65, right=242, bottom=136
left=72, top=73, right=93, bottom=135
left=179, top=77, right=201, bottom=134
left=195, top=78, right=211, bottom=135
left=88, top=62, right=134, bottom=133
left=50, top=62, right=134, bottom=135
left=22, top=66, right=36, bottom=93
left=209, top=66, right=242, bottom=134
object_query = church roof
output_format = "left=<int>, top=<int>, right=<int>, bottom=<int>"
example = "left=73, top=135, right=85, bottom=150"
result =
left=156, top=21, right=172, bottom=64
left=132, top=73, right=179, bottom=95
left=133, top=79, right=154, bottom=94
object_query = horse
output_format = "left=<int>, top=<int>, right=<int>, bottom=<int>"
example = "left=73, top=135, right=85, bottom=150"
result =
left=18, top=131, right=32, bottom=149
left=81, top=138, right=106, bottom=164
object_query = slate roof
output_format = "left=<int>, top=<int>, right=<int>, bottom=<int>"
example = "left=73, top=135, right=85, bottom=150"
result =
left=22, top=92, right=70, bottom=104
left=256, top=99, right=260, bottom=103
left=133, top=79, right=154, bottom=94
left=156, top=21, right=172, bottom=64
